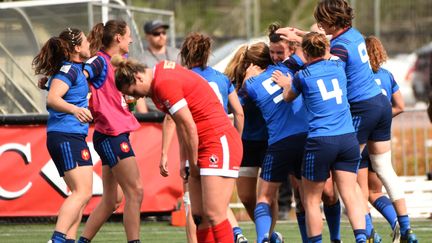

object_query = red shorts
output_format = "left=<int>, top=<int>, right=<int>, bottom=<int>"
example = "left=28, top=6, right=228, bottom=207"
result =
left=198, top=127, right=242, bottom=178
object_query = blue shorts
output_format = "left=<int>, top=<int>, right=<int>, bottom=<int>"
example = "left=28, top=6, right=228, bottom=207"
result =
left=47, top=132, right=92, bottom=177
left=359, top=146, right=370, bottom=170
left=302, top=133, right=360, bottom=182
left=350, top=94, right=392, bottom=144
left=241, top=139, right=267, bottom=167
left=93, top=131, right=135, bottom=168
left=260, top=133, right=306, bottom=182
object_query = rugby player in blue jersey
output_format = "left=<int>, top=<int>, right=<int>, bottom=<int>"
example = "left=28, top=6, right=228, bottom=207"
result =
left=156, top=32, right=246, bottom=243
left=272, top=31, right=367, bottom=243
left=270, top=23, right=343, bottom=243
left=364, top=36, right=415, bottom=242
left=275, top=1, right=416, bottom=242
left=232, top=42, right=309, bottom=243
left=33, top=28, right=93, bottom=243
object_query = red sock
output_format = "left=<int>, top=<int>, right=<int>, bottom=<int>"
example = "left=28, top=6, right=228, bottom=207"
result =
left=212, top=219, right=233, bottom=243
left=196, top=227, right=215, bottom=243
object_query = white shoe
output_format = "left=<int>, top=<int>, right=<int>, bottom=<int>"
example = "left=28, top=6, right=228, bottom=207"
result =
left=235, top=233, right=248, bottom=243
left=392, top=222, right=401, bottom=243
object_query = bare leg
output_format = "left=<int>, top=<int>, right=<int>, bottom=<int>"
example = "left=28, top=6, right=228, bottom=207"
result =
left=111, top=156, right=143, bottom=241
left=55, top=166, right=93, bottom=235
left=81, top=166, right=122, bottom=240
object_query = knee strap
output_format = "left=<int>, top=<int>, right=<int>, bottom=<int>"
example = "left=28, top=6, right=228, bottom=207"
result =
left=369, top=151, right=404, bottom=201
left=192, top=214, right=202, bottom=227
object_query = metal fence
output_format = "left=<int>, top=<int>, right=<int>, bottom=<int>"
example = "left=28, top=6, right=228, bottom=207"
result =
left=391, top=107, right=432, bottom=176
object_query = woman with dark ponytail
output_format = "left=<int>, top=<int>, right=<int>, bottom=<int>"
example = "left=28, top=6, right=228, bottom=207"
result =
left=33, top=28, right=93, bottom=243
left=77, top=19, right=143, bottom=243
left=272, top=32, right=367, bottom=243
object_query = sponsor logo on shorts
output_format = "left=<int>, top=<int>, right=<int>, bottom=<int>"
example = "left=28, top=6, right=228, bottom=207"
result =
left=120, top=142, right=130, bottom=153
left=209, top=154, right=219, bottom=166
left=81, top=149, right=90, bottom=160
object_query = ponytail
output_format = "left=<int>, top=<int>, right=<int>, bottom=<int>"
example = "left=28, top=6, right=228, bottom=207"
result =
left=33, top=27, right=83, bottom=76
left=302, top=32, right=329, bottom=59
left=88, top=23, right=104, bottom=56
left=111, top=55, right=146, bottom=91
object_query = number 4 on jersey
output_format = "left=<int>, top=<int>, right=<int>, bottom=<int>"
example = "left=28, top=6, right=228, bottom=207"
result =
left=317, top=78, right=343, bottom=104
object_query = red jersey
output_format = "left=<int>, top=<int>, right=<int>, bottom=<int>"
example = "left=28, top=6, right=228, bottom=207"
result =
left=85, top=51, right=140, bottom=136
left=151, top=61, right=233, bottom=139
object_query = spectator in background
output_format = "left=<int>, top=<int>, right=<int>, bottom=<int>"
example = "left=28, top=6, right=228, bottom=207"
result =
left=135, top=20, right=180, bottom=113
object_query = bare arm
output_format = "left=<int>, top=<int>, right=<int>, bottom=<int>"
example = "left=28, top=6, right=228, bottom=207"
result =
left=228, top=91, right=244, bottom=137
left=171, top=107, right=199, bottom=177
left=135, top=98, right=149, bottom=113
left=391, top=90, right=405, bottom=117
left=159, top=115, right=177, bottom=177
left=276, top=27, right=306, bottom=43
left=271, top=70, right=299, bottom=102
left=47, top=79, right=92, bottom=123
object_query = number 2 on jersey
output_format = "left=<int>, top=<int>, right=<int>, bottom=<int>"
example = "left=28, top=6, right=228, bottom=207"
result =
left=317, top=78, right=343, bottom=104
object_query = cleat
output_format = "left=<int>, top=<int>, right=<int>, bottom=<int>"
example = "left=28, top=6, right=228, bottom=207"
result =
left=367, top=229, right=382, bottom=243
left=331, top=240, right=343, bottom=243
left=392, top=222, right=401, bottom=243
left=270, top=231, right=284, bottom=243
left=400, top=229, right=418, bottom=243
left=235, top=233, right=248, bottom=243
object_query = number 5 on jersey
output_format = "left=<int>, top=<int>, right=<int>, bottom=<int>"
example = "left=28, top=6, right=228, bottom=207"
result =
left=317, top=78, right=343, bottom=104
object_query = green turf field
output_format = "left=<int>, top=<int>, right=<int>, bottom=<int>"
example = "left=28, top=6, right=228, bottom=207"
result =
left=0, top=219, right=431, bottom=242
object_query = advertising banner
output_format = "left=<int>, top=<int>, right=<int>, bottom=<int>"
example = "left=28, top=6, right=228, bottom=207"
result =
left=0, top=122, right=182, bottom=216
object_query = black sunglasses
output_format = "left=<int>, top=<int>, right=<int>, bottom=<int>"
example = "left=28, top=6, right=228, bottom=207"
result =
left=151, top=31, right=166, bottom=37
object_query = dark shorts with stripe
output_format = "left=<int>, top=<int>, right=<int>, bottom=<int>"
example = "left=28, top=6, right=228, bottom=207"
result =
left=302, top=133, right=360, bottom=182
left=260, top=133, right=306, bottom=182
left=241, top=139, right=267, bottom=167
left=93, top=131, right=135, bottom=168
left=47, top=132, right=92, bottom=177
left=360, top=146, right=377, bottom=172
left=350, top=94, right=392, bottom=144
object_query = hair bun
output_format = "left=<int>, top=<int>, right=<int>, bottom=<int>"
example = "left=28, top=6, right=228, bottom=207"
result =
left=111, top=54, right=125, bottom=67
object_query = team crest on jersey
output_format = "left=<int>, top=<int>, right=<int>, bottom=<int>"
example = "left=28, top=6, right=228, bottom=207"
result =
left=163, top=100, right=171, bottom=109
left=81, top=149, right=90, bottom=161
left=209, top=154, right=219, bottom=164
left=120, top=142, right=130, bottom=153
left=60, top=64, right=72, bottom=73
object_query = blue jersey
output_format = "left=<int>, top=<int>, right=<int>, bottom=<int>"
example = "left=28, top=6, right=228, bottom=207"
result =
left=373, top=68, right=399, bottom=102
left=331, top=27, right=381, bottom=103
left=244, top=64, right=308, bottom=145
left=292, top=58, right=354, bottom=137
left=238, top=90, right=268, bottom=141
left=283, top=54, right=304, bottom=73
left=47, top=61, right=89, bottom=134
left=192, top=66, right=234, bottom=113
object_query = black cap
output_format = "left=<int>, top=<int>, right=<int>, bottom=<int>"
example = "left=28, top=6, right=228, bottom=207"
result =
left=144, top=20, right=169, bottom=34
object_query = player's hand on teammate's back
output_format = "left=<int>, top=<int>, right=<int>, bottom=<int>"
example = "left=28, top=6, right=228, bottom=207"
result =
left=244, top=64, right=261, bottom=82
left=272, top=70, right=292, bottom=88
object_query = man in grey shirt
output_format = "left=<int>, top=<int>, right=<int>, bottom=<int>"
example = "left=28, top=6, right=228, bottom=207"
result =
left=136, top=20, right=180, bottom=112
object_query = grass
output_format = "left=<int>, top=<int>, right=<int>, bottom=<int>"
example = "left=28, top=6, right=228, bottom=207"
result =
left=0, top=218, right=431, bottom=242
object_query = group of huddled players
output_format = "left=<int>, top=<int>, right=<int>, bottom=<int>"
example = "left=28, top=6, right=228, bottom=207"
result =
left=33, top=0, right=419, bottom=243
